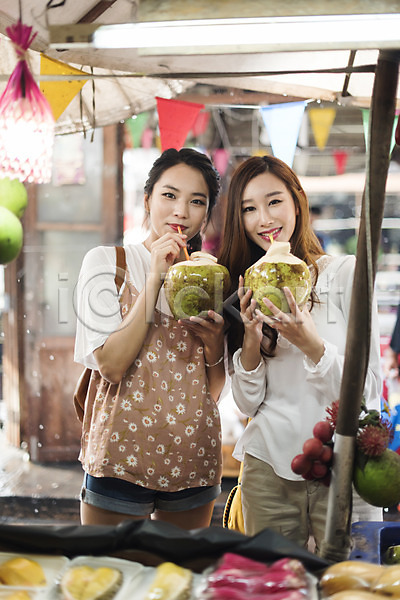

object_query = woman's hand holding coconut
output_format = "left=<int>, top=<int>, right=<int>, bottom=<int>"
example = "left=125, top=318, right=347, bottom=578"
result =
left=257, top=287, right=325, bottom=366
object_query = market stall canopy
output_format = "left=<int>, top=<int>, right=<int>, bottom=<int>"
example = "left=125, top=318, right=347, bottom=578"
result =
left=1, top=0, right=400, bottom=134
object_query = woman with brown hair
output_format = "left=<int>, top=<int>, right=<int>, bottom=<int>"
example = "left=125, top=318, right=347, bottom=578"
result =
left=219, top=155, right=382, bottom=552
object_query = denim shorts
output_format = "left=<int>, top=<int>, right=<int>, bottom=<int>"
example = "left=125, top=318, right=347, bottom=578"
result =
left=81, top=473, right=221, bottom=516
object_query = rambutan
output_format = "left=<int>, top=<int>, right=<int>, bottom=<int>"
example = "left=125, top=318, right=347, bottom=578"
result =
left=356, top=422, right=393, bottom=457
left=325, top=400, right=339, bottom=429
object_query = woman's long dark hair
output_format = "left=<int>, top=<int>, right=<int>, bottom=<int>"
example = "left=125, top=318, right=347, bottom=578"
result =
left=218, top=155, right=325, bottom=358
left=143, top=148, right=221, bottom=252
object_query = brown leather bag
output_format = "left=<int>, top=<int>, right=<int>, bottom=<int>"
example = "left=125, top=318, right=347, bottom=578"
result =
left=73, top=246, right=127, bottom=422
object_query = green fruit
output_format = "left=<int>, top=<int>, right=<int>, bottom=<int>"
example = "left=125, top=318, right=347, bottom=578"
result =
left=0, top=177, right=28, bottom=218
left=353, top=448, right=400, bottom=507
left=164, top=262, right=230, bottom=320
left=0, top=206, right=23, bottom=264
left=244, top=261, right=312, bottom=316
left=383, top=545, right=400, bottom=564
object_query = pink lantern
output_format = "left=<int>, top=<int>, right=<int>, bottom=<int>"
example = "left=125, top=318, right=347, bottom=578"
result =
left=0, top=22, right=55, bottom=183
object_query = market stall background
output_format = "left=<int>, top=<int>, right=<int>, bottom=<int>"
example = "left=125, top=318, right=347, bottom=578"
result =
left=0, top=0, right=400, bottom=561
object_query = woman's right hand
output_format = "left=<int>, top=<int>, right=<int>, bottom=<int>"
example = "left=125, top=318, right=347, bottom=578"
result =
left=148, top=232, right=187, bottom=279
left=238, top=275, right=264, bottom=346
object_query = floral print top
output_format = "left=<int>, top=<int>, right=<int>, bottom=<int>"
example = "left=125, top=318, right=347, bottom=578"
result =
left=77, top=244, right=222, bottom=491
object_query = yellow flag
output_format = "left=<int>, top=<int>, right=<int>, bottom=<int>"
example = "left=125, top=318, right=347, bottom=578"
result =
left=40, top=55, right=88, bottom=121
left=309, top=107, right=337, bottom=151
left=252, top=149, right=268, bottom=157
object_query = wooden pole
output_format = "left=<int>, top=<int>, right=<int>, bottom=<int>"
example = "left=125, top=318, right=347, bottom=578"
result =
left=321, top=50, right=400, bottom=562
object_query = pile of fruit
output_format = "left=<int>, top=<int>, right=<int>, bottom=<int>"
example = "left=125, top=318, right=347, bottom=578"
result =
left=291, top=400, right=400, bottom=507
left=0, top=177, right=27, bottom=265
left=319, top=559, right=400, bottom=598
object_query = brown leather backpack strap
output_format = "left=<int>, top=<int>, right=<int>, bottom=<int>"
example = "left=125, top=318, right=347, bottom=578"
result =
left=114, top=246, right=127, bottom=293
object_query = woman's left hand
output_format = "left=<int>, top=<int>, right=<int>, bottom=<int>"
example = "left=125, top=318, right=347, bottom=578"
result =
left=179, top=310, right=225, bottom=364
left=255, top=287, right=325, bottom=365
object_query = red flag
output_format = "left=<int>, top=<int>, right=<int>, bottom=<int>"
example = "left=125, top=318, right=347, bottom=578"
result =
left=333, top=150, right=348, bottom=175
left=212, top=148, right=230, bottom=176
left=156, top=97, right=204, bottom=152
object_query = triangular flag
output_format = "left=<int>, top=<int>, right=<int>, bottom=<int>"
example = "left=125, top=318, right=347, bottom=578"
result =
left=125, top=112, right=150, bottom=147
left=156, top=97, right=205, bottom=152
left=212, top=148, right=230, bottom=176
left=192, top=111, right=210, bottom=137
left=141, top=127, right=154, bottom=149
left=40, top=55, right=88, bottom=121
left=362, top=108, right=370, bottom=150
left=259, top=102, right=306, bottom=167
left=333, top=149, right=348, bottom=175
left=396, top=112, right=400, bottom=145
left=362, top=108, right=398, bottom=155
left=308, top=107, right=336, bottom=150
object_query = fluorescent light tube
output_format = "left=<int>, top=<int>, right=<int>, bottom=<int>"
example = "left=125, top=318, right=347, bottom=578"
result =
left=91, top=15, right=400, bottom=54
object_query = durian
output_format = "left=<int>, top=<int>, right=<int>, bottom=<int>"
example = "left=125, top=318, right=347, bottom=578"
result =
left=0, top=557, right=46, bottom=586
left=144, top=562, right=192, bottom=600
left=60, top=565, right=122, bottom=600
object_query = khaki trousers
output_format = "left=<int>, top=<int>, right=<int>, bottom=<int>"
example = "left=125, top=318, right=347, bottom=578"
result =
left=241, top=453, right=330, bottom=552
left=241, top=453, right=382, bottom=553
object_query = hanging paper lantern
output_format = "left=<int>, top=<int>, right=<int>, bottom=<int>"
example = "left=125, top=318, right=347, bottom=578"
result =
left=0, top=22, right=55, bottom=183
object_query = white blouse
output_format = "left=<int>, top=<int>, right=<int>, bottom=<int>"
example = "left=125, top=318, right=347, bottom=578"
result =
left=231, top=254, right=382, bottom=481
left=74, top=243, right=172, bottom=369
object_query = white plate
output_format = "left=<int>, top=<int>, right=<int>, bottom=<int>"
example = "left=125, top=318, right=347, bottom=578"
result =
left=0, top=590, right=44, bottom=600
left=0, top=552, right=69, bottom=591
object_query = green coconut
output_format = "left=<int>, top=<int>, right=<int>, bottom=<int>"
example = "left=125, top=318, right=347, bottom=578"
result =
left=353, top=448, right=400, bottom=507
left=0, top=206, right=23, bottom=265
left=0, top=177, right=27, bottom=218
left=164, top=251, right=231, bottom=320
left=244, top=241, right=312, bottom=316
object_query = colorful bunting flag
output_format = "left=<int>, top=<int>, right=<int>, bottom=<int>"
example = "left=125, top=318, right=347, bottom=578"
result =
left=259, top=102, right=306, bottom=168
left=212, top=148, right=230, bottom=176
left=40, top=55, right=88, bottom=121
left=141, top=128, right=154, bottom=149
left=362, top=108, right=399, bottom=155
left=333, top=149, right=348, bottom=175
left=156, top=97, right=205, bottom=152
left=125, top=112, right=150, bottom=148
left=308, top=107, right=337, bottom=151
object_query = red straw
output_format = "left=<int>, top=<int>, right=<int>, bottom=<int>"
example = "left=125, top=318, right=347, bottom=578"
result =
left=178, top=226, right=190, bottom=260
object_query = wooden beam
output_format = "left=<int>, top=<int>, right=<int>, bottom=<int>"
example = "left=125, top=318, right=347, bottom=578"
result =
left=178, top=89, right=302, bottom=106
left=139, top=0, right=400, bottom=21
left=78, top=1, right=119, bottom=24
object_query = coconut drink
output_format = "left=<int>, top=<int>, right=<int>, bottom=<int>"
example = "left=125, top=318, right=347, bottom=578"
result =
left=163, top=251, right=231, bottom=320
left=244, top=241, right=312, bottom=316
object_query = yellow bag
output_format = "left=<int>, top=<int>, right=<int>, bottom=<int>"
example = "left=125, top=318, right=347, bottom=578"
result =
left=223, top=461, right=245, bottom=534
